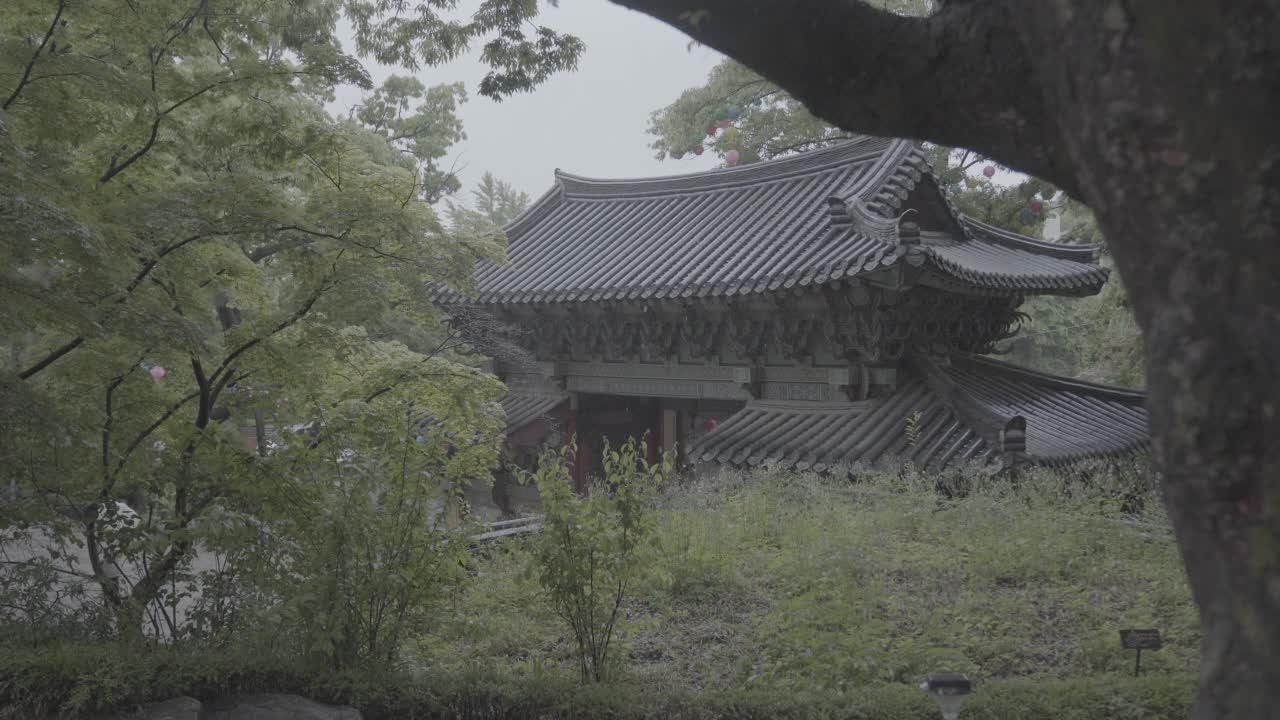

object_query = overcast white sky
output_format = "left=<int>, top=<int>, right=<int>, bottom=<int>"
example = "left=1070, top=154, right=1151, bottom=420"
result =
left=332, top=2, right=726, bottom=201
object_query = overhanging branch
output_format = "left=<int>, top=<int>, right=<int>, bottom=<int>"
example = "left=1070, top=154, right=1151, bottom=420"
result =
left=2, top=0, right=66, bottom=111
left=610, top=0, right=1078, bottom=192
left=206, top=252, right=345, bottom=392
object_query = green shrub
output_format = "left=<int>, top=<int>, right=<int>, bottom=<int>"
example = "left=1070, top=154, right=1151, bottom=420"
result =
left=527, top=438, right=671, bottom=682
left=3, top=462, right=1196, bottom=717
left=412, top=464, right=1195, bottom=695
left=0, top=645, right=1194, bottom=719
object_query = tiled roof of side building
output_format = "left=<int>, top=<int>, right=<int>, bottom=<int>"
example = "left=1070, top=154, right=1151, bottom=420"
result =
left=501, top=393, right=567, bottom=432
left=692, top=355, right=1148, bottom=471
left=944, top=355, right=1148, bottom=463
left=439, top=138, right=1109, bottom=305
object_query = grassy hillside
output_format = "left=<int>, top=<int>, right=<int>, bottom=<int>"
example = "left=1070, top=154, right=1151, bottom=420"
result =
left=414, top=464, right=1197, bottom=695
left=0, top=463, right=1199, bottom=718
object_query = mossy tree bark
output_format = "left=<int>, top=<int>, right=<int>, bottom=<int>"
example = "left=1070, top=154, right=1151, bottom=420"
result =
left=610, top=1, right=1280, bottom=717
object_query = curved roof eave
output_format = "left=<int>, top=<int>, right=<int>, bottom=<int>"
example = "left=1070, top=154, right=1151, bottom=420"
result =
left=960, top=215, right=1103, bottom=261
left=442, top=139, right=1117, bottom=306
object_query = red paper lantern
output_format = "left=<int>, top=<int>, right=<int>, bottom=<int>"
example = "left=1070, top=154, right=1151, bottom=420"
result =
left=725, top=150, right=741, bottom=166
left=706, top=124, right=718, bottom=138
left=982, top=165, right=996, bottom=178
left=692, top=145, right=704, bottom=156
left=716, top=118, right=732, bottom=129
left=702, top=418, right=718, bottom=432
left=1030, top=198, right=1044, bottom=213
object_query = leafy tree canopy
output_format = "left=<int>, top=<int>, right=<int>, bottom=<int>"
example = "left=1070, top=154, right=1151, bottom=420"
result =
left=0, top=0, right=578, bottom=639
left=647, top=0, right=932, bottom=165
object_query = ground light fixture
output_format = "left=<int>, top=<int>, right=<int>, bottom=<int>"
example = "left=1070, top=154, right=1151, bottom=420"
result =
left=920, top=672, right=973, bottom=720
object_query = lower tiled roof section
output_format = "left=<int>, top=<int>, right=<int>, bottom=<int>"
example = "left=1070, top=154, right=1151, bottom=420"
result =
left=694, top=390, right=988, bottom=471
left=692, top=355, right=1147, bottom=470
left=502, top=393, right=567, bottom=432
left=946, top=355, right=1148, bottom=463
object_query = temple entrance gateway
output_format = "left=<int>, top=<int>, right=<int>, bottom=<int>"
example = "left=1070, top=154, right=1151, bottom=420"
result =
left=442, top=137, right=1148, bottom=499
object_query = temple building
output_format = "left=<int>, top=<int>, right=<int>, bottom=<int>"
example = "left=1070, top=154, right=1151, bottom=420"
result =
left=438, top=137, right=1148, bottom=492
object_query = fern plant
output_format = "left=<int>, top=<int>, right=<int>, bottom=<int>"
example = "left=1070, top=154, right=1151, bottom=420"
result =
left=905, top=410, right=924, bottom=448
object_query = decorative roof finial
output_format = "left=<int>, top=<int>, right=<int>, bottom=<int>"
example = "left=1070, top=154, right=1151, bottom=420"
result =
left=827, top=197, right=851, bottom=224
left=898, top=219, right=921, bottom=246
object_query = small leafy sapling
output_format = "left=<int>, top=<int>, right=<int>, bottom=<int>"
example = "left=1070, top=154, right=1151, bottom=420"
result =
left=527, top=436, right=671, bottom=682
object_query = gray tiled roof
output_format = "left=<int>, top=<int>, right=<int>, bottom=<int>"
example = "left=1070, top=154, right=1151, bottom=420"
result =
left=693, top=355, right=1147, bottom=470
left=502, top=393, right=566, bottom=432
left=444, top=138, right=1107, bottom=304
left=945, top=356, right=1147, bottom=463
left=925, top=218, right=1108, bottom=292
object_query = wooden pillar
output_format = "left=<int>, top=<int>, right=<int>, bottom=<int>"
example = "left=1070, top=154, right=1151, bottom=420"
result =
left=574, top=434, right=591, bottom=495
left=660, top=407, right=677, bottom=464
left=676, top=409, right=688, bottom=468
left=647, top=401, right=661, bottom=466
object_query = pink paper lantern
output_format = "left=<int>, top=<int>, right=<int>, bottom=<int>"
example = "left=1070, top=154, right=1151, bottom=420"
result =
left=725, top=150, right=741, bottom=166
left=982, top=165, right=996, bottom=178
left=149, top=365, right=166, bottom=381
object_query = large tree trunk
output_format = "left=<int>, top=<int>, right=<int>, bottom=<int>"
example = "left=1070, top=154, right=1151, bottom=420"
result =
left=1109, top=206, right=1280, bottom=719
left=1041, top=8, right=1280, bottom=718
left=611, top=1, right=1280, bottom=716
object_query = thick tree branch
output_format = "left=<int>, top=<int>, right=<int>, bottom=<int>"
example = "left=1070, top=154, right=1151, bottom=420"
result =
left=206, top=253, right=344, bottom=391
left=247, top=225, right=349, bottom=262
left=124, top=232, right=212, bottom=295
left=99, top=70, right=307, bottom=184
left=610, top=0, right=1079, bottom=194
left=16, top=336, right=83, bottom=380
left=100, top=116, right=163, bottom=184
left=112, top=389, right=202, bottom=480
left=361, top=330, right=467, bottom=403
left=249, top=226, right=424, bottom=267
left=100, top=355, right=145, bottom=495
left=16, top=222, right=345, bottom=381
left=301, top=150, right=342, bottom=191
left=2, top=0, right=66, bottom=111
left=191, top=357, right=211, bottom=428
left=152, top=0, right=207, bottom=87
left=246, top=237, right=307, bottom=263
left=0, top=559, right=94, bottom=582
left=18, top=231, right=229, bottom=380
